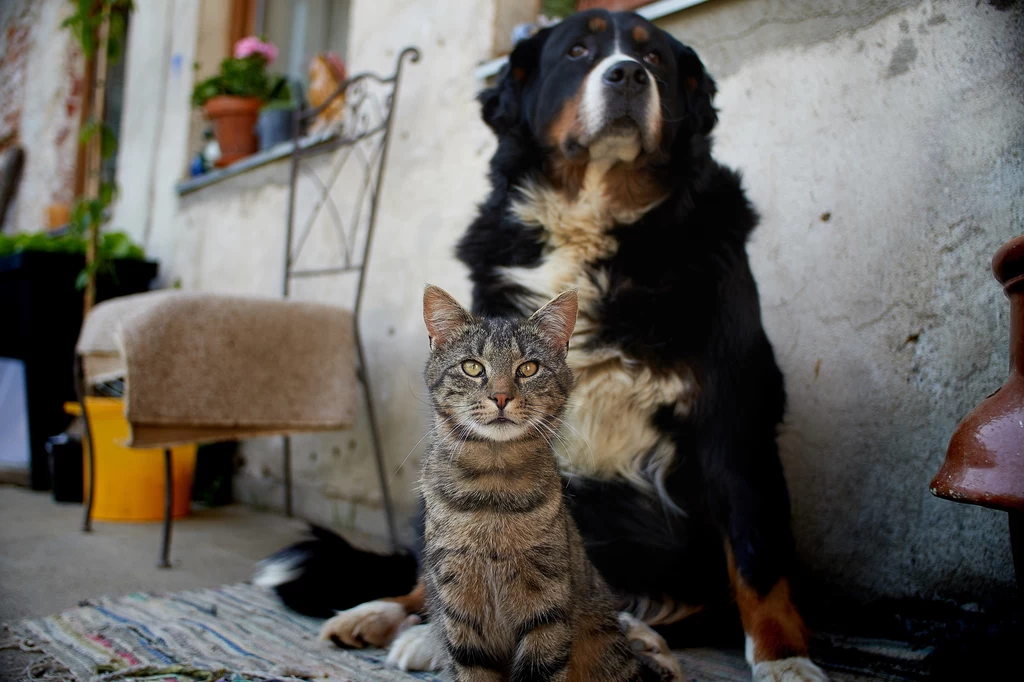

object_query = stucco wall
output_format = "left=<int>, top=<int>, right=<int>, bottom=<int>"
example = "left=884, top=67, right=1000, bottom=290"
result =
left=114, top=0, right=1023, bottom=602
left=0, top=0, right=83, bottom=234
left=659, top=0, right=1022, bottom=602
left=114, top=0, right=499, bottom=543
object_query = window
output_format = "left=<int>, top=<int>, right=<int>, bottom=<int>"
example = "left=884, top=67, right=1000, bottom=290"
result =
left=256, top=0, right=351, bottom=87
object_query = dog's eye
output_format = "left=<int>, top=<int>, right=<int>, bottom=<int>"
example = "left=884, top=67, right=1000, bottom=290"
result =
left=643, top=51, right=660, bottom=66
left=567, top=44, right=589, bottom=59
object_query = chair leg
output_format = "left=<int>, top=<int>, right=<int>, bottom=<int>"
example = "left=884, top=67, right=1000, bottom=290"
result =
left=283, top=435, right=293, bottom=517
left=76, top=360, right=96, bottom=534
left=355, top=333, right=400, bottom=551
left=158, top=448, right=174, bottom=569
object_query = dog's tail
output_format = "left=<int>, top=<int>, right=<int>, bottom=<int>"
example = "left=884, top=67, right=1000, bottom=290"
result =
left=253, top=525, right=419, bottom=618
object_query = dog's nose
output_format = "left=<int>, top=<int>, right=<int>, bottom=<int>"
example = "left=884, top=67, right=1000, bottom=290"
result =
left=491, top=393, right=511, bottom=410
left=602, top=60, right=648, bottom=92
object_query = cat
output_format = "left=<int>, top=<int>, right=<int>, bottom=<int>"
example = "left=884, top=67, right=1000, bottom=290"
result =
left=404, top=285, right=684, bottom=682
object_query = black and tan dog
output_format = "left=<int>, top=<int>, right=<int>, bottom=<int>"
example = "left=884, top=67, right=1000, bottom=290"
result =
left=257, top=9, right=827, bottom=681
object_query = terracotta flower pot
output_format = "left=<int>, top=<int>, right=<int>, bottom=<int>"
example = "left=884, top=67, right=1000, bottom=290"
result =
left=204, top=95, right=262, bottom=167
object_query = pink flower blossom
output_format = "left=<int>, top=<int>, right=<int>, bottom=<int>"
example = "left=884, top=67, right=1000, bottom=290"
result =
left=234, top=36, right=278, bottom=64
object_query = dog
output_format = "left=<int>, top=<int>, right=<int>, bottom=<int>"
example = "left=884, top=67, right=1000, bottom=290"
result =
left=256, top=9, right=828, bottom=681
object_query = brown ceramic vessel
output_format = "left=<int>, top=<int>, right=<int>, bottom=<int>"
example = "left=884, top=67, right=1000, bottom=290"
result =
left=930, top=236, right=1024, bottom=513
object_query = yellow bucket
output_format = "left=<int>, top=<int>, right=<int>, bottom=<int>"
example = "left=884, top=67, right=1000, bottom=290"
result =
left=64, top=398, right=197, bottom=522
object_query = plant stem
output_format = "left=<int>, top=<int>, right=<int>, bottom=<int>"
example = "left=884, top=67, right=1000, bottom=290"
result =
left=83, top=3, right=111, bottom=316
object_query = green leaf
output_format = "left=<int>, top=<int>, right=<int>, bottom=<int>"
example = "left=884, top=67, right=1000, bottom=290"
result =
left=99, top=181, right=117, bottom=206
left=75, top=268, right=90, bottom=290
left=79, top=119, right=101, bottom=145
left=100, top=124, right=118, bottom=159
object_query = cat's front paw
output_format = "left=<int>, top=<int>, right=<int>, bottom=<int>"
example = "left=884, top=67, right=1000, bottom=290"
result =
left=319, top=600, right=407, bottom=648
left=618, top=612, right=685, bottom=681
left=751, top=657, right=830, bottom=682
left=386, top=623, right=446, bottom=671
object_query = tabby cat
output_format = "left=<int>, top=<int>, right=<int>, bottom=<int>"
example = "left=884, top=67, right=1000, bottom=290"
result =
left=415, top=285, right=684, bottom=682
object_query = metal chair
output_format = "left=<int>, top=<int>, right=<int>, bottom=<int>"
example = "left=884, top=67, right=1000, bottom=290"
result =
left=73, top=47, right=420, bottom=567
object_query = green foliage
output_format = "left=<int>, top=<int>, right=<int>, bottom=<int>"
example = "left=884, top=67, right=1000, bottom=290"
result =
left=80, top=120, right=118, bottom=159
left=192, top=55, right=274, bottom=108
left=261, top=76, right=296, bottom=111
left=61, top=0, right=139, bottom=292
left=542, top=0, right=575, bottom=18
left=61, top=0, right=134, bottom=60
left=0, top=230, right=145, bottom=261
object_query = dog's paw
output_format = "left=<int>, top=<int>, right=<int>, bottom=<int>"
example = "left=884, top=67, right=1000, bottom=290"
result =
left=751, top=657, right=829, bottom=682
left=319, top=600, right=407, bottom=648
left=386, top=623, right=446, bottom=671
left=618, top=612, right=685, bottom=681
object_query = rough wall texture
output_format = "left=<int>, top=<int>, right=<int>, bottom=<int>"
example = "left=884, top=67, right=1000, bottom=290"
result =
left=662, top=0, right=1022, bottom=602
left=0, top=0, right=37, bottom=150
left=115, top=0, right=498, bottom=543
left=114, top=0, right=1023, bottom=601
left=0, top=0, right=83, bottom=233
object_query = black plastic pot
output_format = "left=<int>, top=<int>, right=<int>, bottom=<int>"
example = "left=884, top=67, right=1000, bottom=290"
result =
left=46, top=432, right=84, bottom=503
left=257, top=108, right=296, bottom=150
left=0, top=251, right=158, bottom=489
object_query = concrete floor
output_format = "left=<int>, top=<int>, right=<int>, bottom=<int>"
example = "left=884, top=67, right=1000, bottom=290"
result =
left=0, top=485, right=310, bottom=680
left=0, top=485, right=308, bottom=624
left=0, top=486, right=890, bottom=682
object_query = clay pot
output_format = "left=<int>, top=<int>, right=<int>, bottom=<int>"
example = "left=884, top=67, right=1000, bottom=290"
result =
left=204, top=95, right=262, bottom=167
left=930, top=235, right=1024, bottom=513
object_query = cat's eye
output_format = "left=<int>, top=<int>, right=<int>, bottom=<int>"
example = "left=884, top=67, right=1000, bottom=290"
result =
left=517, top=361, right=539, bottom=377
left=462, top=360, right=485, bottom=377
left=643, top=51, right=660, bottom=66
left=568, top=44, right=589, bottom=59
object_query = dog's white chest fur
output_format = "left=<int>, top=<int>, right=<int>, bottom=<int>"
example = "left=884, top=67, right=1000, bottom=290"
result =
left=498, top=169, right=696, bottom=492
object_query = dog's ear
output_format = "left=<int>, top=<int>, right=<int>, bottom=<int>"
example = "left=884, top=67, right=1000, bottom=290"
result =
left=669, top=39, right=718, bottom=136
left=478, top=27, right=550, bottom=134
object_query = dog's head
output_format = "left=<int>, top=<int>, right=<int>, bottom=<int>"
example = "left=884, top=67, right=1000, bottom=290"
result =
left=479, top=10, right=717, bottom=166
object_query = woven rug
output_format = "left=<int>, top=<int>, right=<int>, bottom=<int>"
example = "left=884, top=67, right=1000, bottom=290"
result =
left=3, top=582, right=890, bottom=682
left=2, top=583, right=443, bottom=682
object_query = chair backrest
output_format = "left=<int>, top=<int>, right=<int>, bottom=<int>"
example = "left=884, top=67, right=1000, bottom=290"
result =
left=282, top=47, right=420, bottom=322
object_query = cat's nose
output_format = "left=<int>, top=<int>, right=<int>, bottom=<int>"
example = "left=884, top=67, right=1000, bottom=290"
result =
left=490, top=393, right=511, bottom=410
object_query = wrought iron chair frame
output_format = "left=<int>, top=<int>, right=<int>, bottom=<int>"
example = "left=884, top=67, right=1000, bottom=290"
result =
left=75, top=47, right=419, bottom=566
left=280, top=47, right=421, bottom=550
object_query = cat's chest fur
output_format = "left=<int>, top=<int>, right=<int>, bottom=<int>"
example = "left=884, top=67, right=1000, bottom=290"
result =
left=497, top=171, right=697, bottom=493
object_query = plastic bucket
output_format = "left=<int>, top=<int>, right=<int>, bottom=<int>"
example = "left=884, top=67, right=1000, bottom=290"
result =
left=64, top=398, right=196, bottom=521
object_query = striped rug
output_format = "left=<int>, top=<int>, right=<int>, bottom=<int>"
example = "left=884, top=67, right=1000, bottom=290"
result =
left=4, top=583, right=885, bottom=682
left=3, top=583, right=442, bottom=682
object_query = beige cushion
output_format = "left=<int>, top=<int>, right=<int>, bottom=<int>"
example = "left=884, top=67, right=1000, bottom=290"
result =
left=77, top=291, right=357, bottom=448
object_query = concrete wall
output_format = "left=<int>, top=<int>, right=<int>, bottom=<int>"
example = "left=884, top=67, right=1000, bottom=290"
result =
left=113, top=0, right=499, bottom=543
left=0, top=0, right=84, bottom=234
left=111, top=0, right=1023, bottom=603
left=658, top=0, right=1023, bottom=603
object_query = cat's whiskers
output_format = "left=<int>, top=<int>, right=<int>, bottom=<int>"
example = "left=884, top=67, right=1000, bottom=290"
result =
left=520, top=403, right=593, bottom=466
left=389, top=412, right=462, bottom=484
left=538, top=410, right=597, bottom=470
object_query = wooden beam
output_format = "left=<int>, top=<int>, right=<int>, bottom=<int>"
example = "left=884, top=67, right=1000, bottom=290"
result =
left=83, top=6, right=111, bottom=316
left=228, top=0, right=258, bottom=47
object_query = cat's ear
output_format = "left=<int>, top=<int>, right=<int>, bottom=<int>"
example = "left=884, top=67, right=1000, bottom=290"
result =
left=528, top=290, right=578, bottom=355
left=423, top=285, right=474, bottom=351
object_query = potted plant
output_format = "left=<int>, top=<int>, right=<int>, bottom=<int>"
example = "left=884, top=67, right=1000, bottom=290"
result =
left=256, top=76, right=302, bottom=151
left=0, top=229, right=156, bottom=491
left=192, top=36, right=280, bottom=167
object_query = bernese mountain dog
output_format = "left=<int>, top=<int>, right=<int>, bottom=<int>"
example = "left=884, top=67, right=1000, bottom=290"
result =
left=256, top=9, right=828, bottom=681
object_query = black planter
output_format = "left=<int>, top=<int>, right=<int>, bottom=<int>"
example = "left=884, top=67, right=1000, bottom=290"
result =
left=0, top=251, right=158, bottom=489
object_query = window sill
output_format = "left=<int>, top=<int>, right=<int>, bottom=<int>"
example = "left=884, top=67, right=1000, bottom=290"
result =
left=176, top=129, right=336, bottom=196
left=473, top=0, right=712, bottom=80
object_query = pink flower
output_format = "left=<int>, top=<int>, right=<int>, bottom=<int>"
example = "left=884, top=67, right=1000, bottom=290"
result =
left=234, top=36, right=278, bottom=64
